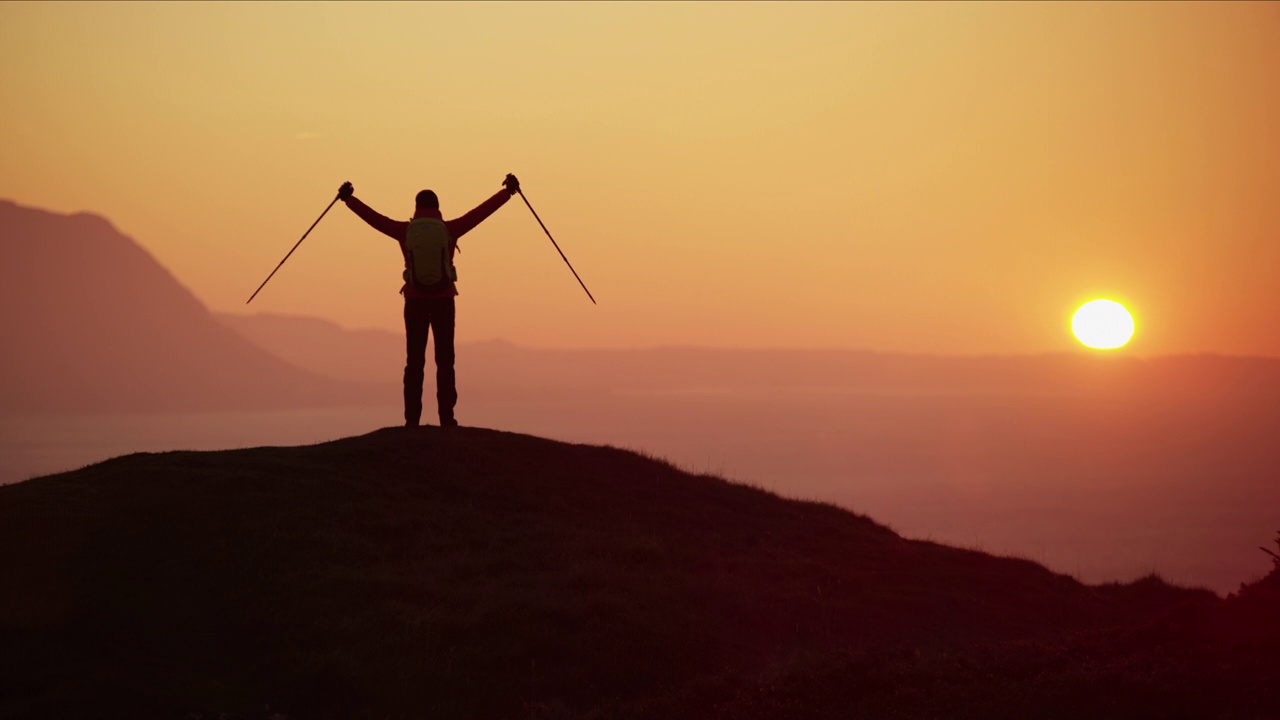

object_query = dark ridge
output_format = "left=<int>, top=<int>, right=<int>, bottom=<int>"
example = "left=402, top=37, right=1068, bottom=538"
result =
left=3, top=427, right=1268, bottom=719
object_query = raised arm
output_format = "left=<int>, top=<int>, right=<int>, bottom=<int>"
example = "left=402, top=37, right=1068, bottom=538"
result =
left=445, top=174, right=521, bottom=239
left=338, top=182, right=407, bottom=241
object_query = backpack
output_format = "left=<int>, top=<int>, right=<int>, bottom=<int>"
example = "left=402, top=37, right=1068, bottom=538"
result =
left=403, top=217, right=457, bottom=290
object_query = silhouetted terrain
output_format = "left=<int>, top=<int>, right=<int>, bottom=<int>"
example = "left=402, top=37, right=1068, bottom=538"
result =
left=2, top=428, right=1275, bottom=718
left=211, top=313, right=1280, bottom=592
left=0, top=200, right=373, bottom=412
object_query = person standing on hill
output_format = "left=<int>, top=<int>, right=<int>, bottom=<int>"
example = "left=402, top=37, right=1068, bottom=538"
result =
left=337, top=174, right=519, bottom=428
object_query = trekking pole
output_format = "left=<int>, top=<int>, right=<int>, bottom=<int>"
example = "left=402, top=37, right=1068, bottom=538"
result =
left=246, top=191, right=342, bottom=304
left=516, top=188, right=596, bottom=305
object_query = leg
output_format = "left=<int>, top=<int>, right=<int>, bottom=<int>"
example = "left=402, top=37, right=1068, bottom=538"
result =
left=403, top=297, right=430, bottom=427
left=429, top=297, right=458, bottom=426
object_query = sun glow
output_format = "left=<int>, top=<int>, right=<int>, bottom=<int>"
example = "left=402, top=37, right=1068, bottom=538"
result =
left=1072, top=300, right=1135, bottom=350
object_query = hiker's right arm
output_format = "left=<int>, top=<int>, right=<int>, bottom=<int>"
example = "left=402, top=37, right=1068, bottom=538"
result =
left=338, top=183, right=407, bottom=242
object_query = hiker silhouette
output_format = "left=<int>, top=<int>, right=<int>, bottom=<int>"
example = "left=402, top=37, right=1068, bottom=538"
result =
left=339, top=174, right=520, bottom=427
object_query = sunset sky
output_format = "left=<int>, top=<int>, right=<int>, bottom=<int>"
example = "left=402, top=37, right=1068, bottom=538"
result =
left=3, top=1, right=1278, bottom=355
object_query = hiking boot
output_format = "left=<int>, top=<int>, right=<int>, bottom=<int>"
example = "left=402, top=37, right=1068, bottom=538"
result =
left=439, top=418, right=459, bottom=428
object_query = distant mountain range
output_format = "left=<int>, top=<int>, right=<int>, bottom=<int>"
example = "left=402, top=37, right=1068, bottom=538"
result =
left=215, top=311, right=403, bottom=385
left=8, top=196, right=1278, bottom=414
left=217, top=310, right=1280, bottom=401
left=0, top=200, right=375, bottom=412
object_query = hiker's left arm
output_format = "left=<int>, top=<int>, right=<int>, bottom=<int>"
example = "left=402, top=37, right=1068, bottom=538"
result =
left=446, top=175, right=519, bottom=239
left=339, top=183, right=407, bottom=241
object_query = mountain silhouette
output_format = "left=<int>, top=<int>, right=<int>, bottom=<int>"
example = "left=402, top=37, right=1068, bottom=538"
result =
left=216, top=311, right=402, bottom=384
left=0, top=200, right=370, bottom=412
left=3, top=428, right=1274, bottom=718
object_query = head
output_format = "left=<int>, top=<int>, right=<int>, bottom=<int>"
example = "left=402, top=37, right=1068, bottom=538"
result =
left=415, top=189, right=439, bottom=211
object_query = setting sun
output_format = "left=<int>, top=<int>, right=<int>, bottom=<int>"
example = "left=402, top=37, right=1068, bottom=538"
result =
left=1072, top=300, right=1135, bottom=350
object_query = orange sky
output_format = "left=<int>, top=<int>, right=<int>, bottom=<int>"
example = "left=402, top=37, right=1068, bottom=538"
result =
left=2, top=1, right=1278, bottom=355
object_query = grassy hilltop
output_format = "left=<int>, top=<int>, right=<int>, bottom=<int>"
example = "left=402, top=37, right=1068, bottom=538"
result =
left=0, top=427, right=1276, bottom=719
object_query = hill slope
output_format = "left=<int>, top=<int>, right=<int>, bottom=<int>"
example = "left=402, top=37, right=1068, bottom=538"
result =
left=2, top=427, right=1273, bottom=718
left=0, top=199, right=369, bottom=412
left=207, top=313, right=1280, bottom=593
